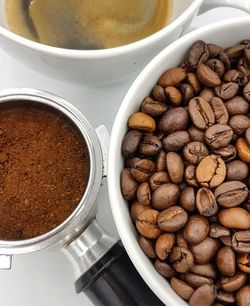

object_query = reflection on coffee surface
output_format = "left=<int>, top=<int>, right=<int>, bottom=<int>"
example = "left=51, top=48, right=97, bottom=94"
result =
left=6, top=0, right=172, bottom=49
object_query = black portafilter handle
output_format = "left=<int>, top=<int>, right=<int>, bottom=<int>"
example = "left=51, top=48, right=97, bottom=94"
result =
left=75, top=241, right=165, bottom=306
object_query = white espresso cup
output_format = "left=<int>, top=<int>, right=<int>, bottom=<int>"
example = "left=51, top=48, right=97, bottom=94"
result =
left=0, top=0, right=249, bottom=86
left=108, top=16, right=250, bottom=306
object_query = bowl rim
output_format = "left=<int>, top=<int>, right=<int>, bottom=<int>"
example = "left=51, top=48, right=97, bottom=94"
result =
left=0, top=0, right=203, bottom=58
left=108, top=16, right=250, bottom=306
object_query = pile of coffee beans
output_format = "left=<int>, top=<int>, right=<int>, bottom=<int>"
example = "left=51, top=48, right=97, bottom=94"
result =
left=121, top=40, right=250, bottom=306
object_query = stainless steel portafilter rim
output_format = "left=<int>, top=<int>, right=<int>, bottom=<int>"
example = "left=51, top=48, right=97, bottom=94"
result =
left=0, top=88, right=103, bottom=255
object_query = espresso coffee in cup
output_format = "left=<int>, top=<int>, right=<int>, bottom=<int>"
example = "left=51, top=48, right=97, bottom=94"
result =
left=6, top=0, right=172, bottom=49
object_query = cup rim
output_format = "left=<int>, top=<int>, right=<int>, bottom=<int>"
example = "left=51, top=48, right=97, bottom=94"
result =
left=0, top=0, right=203, bottom=58
left=108, top=16, right=250, bottom=306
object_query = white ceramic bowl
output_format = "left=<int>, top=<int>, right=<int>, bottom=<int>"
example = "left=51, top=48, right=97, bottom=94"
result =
left=108, top=16, right=250, bottom=305
left=0, top=0, right=249, bottom=85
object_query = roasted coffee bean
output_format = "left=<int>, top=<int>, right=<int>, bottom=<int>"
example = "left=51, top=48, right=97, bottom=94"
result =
left=184, top=272, right=213, bottom=289
left=131, top=159, right=156, bottom=182
left=176, top=230, right=189, bottom=248
left=205, top=124, right=233, bottom=149
left=196, top=187, right=218, bottom=217
left=190, top=264, right=217, bottom=279
left=229, top=115, right=250, bottom=136
left=137, top=182, right=151, bottom=206
left=157, top=206, right=188, bottom=232
left=156, top=151, right=166, bottom=171
left=226, top=44, right=245, bottom=62
left=190, top=237, right=220, bottom=264
left=128, top=112, right=156, bottom=132
left=220, top=235, right=233, bottom=247
left=122, top=130, right=142, bottom=157
left=125, top=157, right=140, bottom=168
left=200, top=88, right=215, bottom=102
left=166, top=152, right=184, bottom=183
left=196, top=155, right=226, bottom=188
left=188, top=127, right=205, bottom=142
left=154, top=258, right=176, bottom=278
left=197, top=63, right=221, bottom=87
left=206, top=58, right=225, bottom=78
left=214, top=181, right=248, bottom=208
left=165, top=86, right=182, bottom=106
left=180, top=187, right=196, bottom=212
left=236, top=138, right=250, bottom=163
left=183, top=215, right=209, bottom=244
left=210, top=97, right=229, bottom=125
left=216, top=246, right=235, bottom=276
left=139, top=235, right=156, bottom=258
left=159, top=67, right=187, bottom=87
left=213, top=144, right=236, bottom=162
left=215, top=82, right=239, bottom=100
left=216, top=291, right=235, bottom=305
left=189, top=97, right=215, bottom=130
left=185, top=164, right=199, bottom=187
left=181, top=83, right=195, bottom=104
left=238, top=57, right=250, bottom=77
left=162, top=131, right=190, bottom=152
left=187, top=72, right=201, bottom=94
left=220, top=272, right=247, bottom=292
left=169, top=246, right=194, bottom=273
left=226, top=160, right=249, bottom=181
left=141, top=97, right=167, bottom=117
left=170, top=277, right=194, bottom=300
left=158, top=107, right=189, bottom=134
left=237, top=254, right=250, bottom=273
left=151, top=84, right=167, bottom=103
left=219, top=207, right=250, bottom=229
left=149, top=171, right=170, bottom=191
left=235, top=285, right=250, bottom=306
left=130, top=201, right=150, bottom=222
left=245, top=127, right=250, bottom=146
left=232, top=230, right=250, bottom=253
left=121, top=168, right=138, bottom=200
left=139, top=134, right=162, bottom=156
left=152, top=183, right=180, bottom=210
left=209, top=223, right=230, bottom=238
left=243, top=81, right=250, bottom=102
left=189, top=284, right=217, bottom=306
left=183, top=141, right=209, bottom=165
left=225, top=96, right=249, bottom=116
left=208, top=43, right=231, bottom=70
left=136, top=209, right=162, bottom=238
left=155, top=233, right=175, bottom=260
left=186, top=40, right=209, bottom=70
left=223, top=69, right=248, bottom=86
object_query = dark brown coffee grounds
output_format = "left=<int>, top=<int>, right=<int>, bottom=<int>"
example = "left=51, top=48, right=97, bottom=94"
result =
left=0, top=101, right=89, bottom=240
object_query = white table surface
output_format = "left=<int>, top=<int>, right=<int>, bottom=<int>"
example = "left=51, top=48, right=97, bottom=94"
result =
left=0, top=7, right=247, bottom=306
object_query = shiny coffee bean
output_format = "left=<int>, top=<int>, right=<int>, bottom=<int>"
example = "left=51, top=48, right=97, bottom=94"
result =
left=199, top=88, right=215, bottom=102
left=139, top=134, right=162, bottom=156
left=141, top=96, right=167, bottom=117
left=165, top=86, right=182, bottom=106
left=187, top=72, right=202, bottom=94
left=154, top=258, right=176, bottom=278
left=166, top=152, right=184, bottom=183
left=232, top=230, right=250, bottom=253
left=184, top=272, right=213, bottom=289
left=169, top=246, right=194, bottom=273
left=216, top=246, right=235, bottom=276
left=189, top=284, right=217, bottom=306
left=226, top=44, right=245, bottom=62
left=235, top=285, right=250, bottom=306
left=151, top=84, right=167, bottom=103
left=125, top=157, right=140, bottom=168
left=183, top=141, right=209, bottom=165
left=128, top=112, right=156, bottom=132
left=226, top=160, right=249, bottom=181
left=220, top=272, right=247, bottom=292
left=183, top=215, right=209, bottom=244
left=205, top=124, right=233, bottom=150
left=136, top=209, right=162, bottom=239
left=220, top=235, right=233, bottom=247
left=218, top=207, right=250, bottom=230
left=121, top=168, right=138, bottom=200
left=189, top=97, right=215, bottom=130
left=196, top=155, right=226, bottom=188
left=215, top=82, right=239, bottom=100
left=158, top=107, right=189, bottom=134
left=206, top=58, right=225, bottom=78
left=157, top=206, right=188, bottom=232
left=188, top=127, right=205, bottom=142
left=229, top=115, right=250, bottom=136
left=210, top=97, right=229, bottom=125
left=214, top=181, right=248, bottom=208
left=225, top=96, right=249, bottom=116
left=162, top=131, right=190, bottom=151
left=237, top=254, right=250, bottom=273
left=223, top=69, right=248, bottom=86
left=197, top=63, right=221, bottom=87
left=216, top=291, right=235, bottom=305
left=236, top=138, right=250, bottom=163
left=130, top=201, right=150, bottom=223
left=190, top=237, right=220, bottom=264
left=149, top=171, right=170, bottom=191
left=155, top=233, right=175, bottom=260
left=136, top=182, right=151, bottom=206
left=170, top=277, right=194, bottom=301
left=209, top=223, right=230, bottom=239
left=156, top=151, right=166, bottom=171
left=131, top=159, right=156, bottom=182
left=180, top=187, right=196, bottom=212
left=122, top=130, right=142, bottom=157
left=159, top=67, right=187, bottom=87
left=186, top=40, right=209, bottom=70
left=139, top=236, right=156, bottom=258
left=181, top=83, right=195, bottom=104
left=213, top=144, right=237, bottom=162
left=152, top=183, right=180, bottom=210
left=185, top=164, right=199, bottom=187
left=190, top=264, right=217, bottom=279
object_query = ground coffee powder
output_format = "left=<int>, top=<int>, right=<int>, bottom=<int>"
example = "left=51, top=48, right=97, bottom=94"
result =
left=0, top=101, right=89, bottom=240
